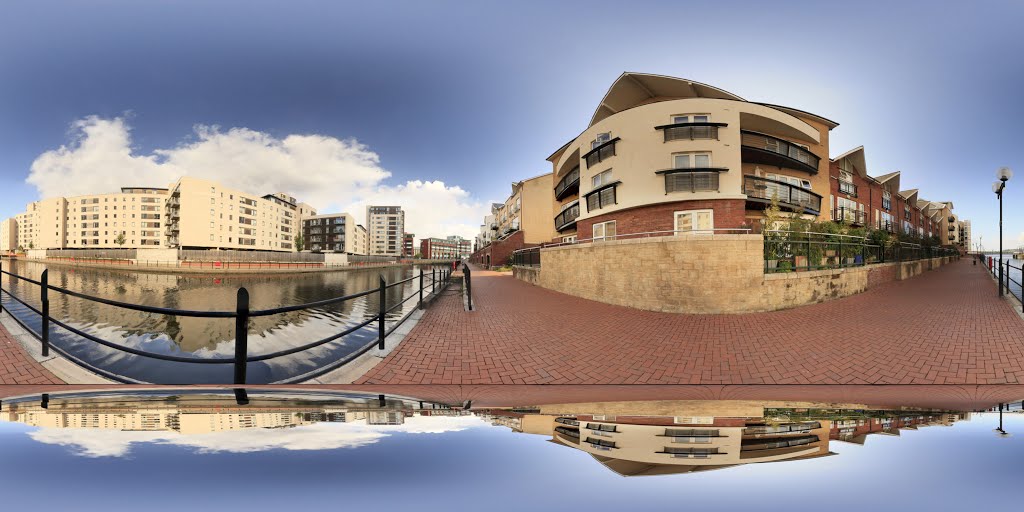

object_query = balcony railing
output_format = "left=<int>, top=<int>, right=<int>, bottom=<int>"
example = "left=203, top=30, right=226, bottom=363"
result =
left=583, top=137, right=620, bottom=168
left=656, top=168, right=725, bottom=194
left=655, top=122, right=727, bottom=142
left=554, top=202, right=580, bottom=232
left=838, top=180, right=857, bottom=197
left=743, top=175, right=822, bottom=214
left=833, top=207, right=866, bottom=225
left=554, top=166, right=580, bottom=201
left=740, top=131, right=820, bottom=174
left=948, top=216, right=955, bottom=223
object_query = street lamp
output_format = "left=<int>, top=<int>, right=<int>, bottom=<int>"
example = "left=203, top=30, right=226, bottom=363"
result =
left=992, top=167, right=1012, bottom=297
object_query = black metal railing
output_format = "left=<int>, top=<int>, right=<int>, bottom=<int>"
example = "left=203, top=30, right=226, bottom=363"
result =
left=741, top=131, right=820, bottom=174
left=583, top=138, right=620, bottom=168
left=832, top=207, right=867, bottom=225
left=511, top=247, right=541, bottom=267
left=463, top=262, right=473, bottom=311
left=657, top=168, right=724, bottom=194
left=986, top=257, right=1023, bottom=312
left=655, top=122, right=727, bottom=142
left=0, top=260, right=457, bottom=384
left=838, top=180, right=857, bottom=196
left=743, top=175, right=822, bottom=214
left=554, top=167, right=580, bottom=201
left=764, top=230, right=960, bottom=273
left=554, top=202, right=580, bottom=231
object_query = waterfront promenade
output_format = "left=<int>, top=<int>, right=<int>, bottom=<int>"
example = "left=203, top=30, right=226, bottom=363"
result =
left=357, top=259, right=1024, bottom=385
left=0, top=322, right=62, bottom=384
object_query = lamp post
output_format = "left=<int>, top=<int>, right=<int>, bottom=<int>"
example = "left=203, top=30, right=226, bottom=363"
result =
left=992, top=167, right=1012, bottom=297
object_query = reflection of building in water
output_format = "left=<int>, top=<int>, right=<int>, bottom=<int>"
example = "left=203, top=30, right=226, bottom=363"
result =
left=2, top=261, right=416, bottom=352
left=2, top=397, right=426, bottom=434
left=476, top=400, right=970, bottom=476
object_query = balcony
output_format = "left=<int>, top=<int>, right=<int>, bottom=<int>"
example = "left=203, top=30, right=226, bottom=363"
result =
left=656, top=168, right=726, bottom=194
left=838, top=180, right=857, bottom=197
left=554, top=202, right=580, bottom=232
left=833, top=207, right=866, bottom=226
left=883, top=221, right=897, bottom=233
left=740, top=131, right=820, bottom=175
left=948, top=225, right=955, bottom=232
left=655, top=121, right=727, bottom=142
left=948, top=235, right=956, bottom=241
left=582, top=137, right=620, bottom=168
left=743, top=175, right=822, bottom=215
left=554, top=166, right=580, bottom=201
left=948, top=216, right=955, bottom=223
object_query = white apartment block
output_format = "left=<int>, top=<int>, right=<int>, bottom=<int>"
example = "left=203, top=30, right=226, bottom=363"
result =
left=366, top=205, right=404, bottom=256
left=0, top=218, right=17, bottom=252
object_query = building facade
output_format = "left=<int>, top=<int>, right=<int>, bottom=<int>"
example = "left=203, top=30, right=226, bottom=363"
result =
left=301, top=213, right=368, bottom=254
left=0, top=218, right=17, bottom=252
left=402, top=232, right=415, bottom=257
left=420, top=236, right=472, bottom=259
left=366, top=206, right=405, bottom=256
left=3, top=176, right=322, bottom=253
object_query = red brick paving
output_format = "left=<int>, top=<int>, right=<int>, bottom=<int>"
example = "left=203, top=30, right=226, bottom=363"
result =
left=0, top=320, right=64, bottom=384
left=357, top=259, right=1024, bottom=385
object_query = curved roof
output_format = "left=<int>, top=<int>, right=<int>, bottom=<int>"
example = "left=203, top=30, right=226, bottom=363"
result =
left=833, top=146, right=868, bottom=178
left=588, top=72, right=746, bottom=127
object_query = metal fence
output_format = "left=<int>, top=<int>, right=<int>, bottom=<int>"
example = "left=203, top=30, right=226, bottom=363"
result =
left=0, top=260, right=457, bottom=384
left=511, top=247, right=541, bottom=267
left=348, top=254, right=401, bottom=264
left=984, top=255, right=1024, bottom=312
left=764, top=230, right=959, bottom=273
left=46, top=248, right=138, bottom=259
left=180, top=249, right=325, bottom=263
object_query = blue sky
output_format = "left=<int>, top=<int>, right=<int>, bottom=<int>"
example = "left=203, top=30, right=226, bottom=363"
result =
left=0, top=413, right=1021, bottom=510
left=1, top=0, right=1022, bottom=246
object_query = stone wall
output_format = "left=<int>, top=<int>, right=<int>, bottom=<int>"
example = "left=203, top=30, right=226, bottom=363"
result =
left=515, top=235, right=957, bottom=314
left=324, top=253, right=349, bottom=267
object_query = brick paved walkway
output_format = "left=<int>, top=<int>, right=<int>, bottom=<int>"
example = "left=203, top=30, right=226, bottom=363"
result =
left=357, top=259, right=1024, bottom=385
left=0, top=320, right=64, bottom=384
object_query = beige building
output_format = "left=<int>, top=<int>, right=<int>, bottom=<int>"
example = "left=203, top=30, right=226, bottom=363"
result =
left=0, top=218, right=16, bottom=252
left=490, top=174, right=555, bottom=245
left=163, top=176, right=308, bottom=251
left=545, top=73, right=836, bottom=244
left=366, top=206, right=405, bottom=256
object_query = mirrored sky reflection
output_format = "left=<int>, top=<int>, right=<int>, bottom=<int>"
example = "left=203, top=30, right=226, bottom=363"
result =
left=0, top=389, right=1021, bottom=511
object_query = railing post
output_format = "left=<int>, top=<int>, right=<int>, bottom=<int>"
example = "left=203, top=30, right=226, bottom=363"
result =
left=378, top=274, right=386, bottom=350
left=432, top=267, right=436, bottom=294
left=40, top=269, right=49, bottom=357
left=465, top=265, right=473, bottom=310
left=0, top=259, right=4, bottom=315
left=418, top=268, right=424, bottom=309
left=233, top=287, right=250, bottom=384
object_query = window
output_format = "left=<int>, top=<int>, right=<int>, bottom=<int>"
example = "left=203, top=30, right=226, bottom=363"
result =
left=586, top=184, right=616, bottom=211
left=675, top=210, right=713, bottom=234
left=882, top=190, right=892, bottom=210
left=561, top=235, right=576, bottom=243
left=592, top=169, right=613, bottom=188
left=673, top=152, right=711, bottom=169
left=592, top=221, right=616, bottom=241
left=591, top=132, right=611, bottom=149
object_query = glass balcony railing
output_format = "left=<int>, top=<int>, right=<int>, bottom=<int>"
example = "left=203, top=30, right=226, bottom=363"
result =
left=741, top=131, right=820, bottom=174
left=743, top=175, right=822, bottom=214
left=555, top=202, right=580, bottom=232
left=554, top=167, right=580, bottom=200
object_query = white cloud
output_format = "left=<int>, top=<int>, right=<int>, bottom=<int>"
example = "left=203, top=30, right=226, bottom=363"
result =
left=27, top=116, right=485, bottom=239
left=25, top=415, right=486, bottom=458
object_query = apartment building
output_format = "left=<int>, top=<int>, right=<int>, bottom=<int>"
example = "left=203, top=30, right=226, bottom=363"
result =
left=961, top=220, right=972, bottom=250
left=164, top=177, right=304, bottom=251
left=301, top=213, right=368, bottom=254
left=366, top=206, right=405, bottom=256
left=469, top=175, right=554, bottom=267
left=402, top=232, right=415, bottom=257
left=420, top=236, right=472, bottom=259
left=827, top=148, right=949, bottom=239
left=0, top=218, right=17, bottom=252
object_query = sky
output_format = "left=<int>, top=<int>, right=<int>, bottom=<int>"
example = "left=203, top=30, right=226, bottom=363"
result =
left=1, top=0, right=1022, bottom=247
left=0, top=412, right=1022, bottom=510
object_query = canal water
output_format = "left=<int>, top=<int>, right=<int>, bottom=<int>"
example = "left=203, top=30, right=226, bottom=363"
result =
left=984, top=253, right=1023, bottom=299
left=0, top=260, right=444, bottom=383
left=0, top=388, right=1020, bottom=511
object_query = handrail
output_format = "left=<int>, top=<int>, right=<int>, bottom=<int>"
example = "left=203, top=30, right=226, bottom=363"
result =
left=516, top=227, right=754, bottom=253
left=0, top=260, right=458, bottom=383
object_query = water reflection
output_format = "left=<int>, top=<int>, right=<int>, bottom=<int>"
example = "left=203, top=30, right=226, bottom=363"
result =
left=0, top=386, right=1017, bottom=470
left=0, top=260, right=438, bottom=383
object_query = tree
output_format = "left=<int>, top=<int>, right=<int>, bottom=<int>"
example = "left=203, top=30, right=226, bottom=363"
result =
left=413, top=251, right=423, bottom=259
left=28, top=241, right=34, bottom=250
left=294, top=234, right=305, bottom=252
left=114, top=232, right=127, bottom=247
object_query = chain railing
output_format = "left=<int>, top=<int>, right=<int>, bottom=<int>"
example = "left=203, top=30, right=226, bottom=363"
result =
left=0, top=260, right=457, bottom=384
